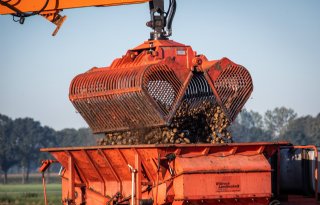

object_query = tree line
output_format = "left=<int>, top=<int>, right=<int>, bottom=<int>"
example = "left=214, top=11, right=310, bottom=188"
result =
left=0, top=114, right=97, bottom=184
left=1, top=107, right=320, bottom=184
left=230, top=107, right=320, bottom=145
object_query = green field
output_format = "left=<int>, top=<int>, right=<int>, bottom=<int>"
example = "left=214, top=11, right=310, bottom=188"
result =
left=0, top=184, right=61, bottom=205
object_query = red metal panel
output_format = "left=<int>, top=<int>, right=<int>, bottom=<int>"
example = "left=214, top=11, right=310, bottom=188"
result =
left=205, top=58, right=253, bottom=122
left=173, top=173, right=271, bottom=200
left=174, top=154, right=270, bottom=173
left=69, top=61, right=188, bottom=133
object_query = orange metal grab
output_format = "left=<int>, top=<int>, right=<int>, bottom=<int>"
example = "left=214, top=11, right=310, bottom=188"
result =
left=69, top=40, right=253, bottom=134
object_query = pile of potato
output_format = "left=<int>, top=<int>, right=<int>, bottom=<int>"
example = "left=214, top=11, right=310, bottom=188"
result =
left=97, top=101, right=233, bottom=145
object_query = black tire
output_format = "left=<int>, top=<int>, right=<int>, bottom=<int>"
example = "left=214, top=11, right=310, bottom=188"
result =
left=269, top=200, right=281, bottom=205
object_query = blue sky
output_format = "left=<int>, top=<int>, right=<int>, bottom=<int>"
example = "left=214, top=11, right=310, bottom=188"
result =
left=1, top=0, right=320, bottom=130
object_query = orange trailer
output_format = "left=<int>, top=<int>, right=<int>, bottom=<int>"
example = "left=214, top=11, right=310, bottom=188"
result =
left=40, top=143, right=320, bottom=205
left=38, top=142, right=282, bottom=204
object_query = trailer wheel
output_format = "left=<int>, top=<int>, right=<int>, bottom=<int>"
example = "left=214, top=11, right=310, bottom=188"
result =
left=269, top=200, right=280, bottom=205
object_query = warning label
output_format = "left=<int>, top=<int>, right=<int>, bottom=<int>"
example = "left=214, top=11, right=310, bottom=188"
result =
left=215, top=176, right=241, bottom=192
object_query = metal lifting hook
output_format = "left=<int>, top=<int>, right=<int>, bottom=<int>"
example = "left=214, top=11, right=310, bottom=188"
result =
left=147, top=0, right=177, bottom=40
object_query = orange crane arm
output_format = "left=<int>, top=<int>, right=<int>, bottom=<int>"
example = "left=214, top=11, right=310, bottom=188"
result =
left=0, top=0, right=150, bottom=14
left=0, top=0, right=151, bottom=36
left=0, top=0, right=175, bottom=39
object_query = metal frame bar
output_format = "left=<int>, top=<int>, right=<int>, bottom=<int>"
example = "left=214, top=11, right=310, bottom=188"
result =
left=98, top=149, right=123, bottom=193
left=134, top=149, right=155, bottom=182
left=82, top=149, right=106, bottom=195
left=41, top=141, right=291, bottom=152
left=65, top=151, right=75, bottom=203
left=134, top=148, right=142, bottom=205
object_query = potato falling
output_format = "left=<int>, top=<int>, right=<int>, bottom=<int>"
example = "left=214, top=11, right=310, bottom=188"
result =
left=97, top=101, right=233, bottom=145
